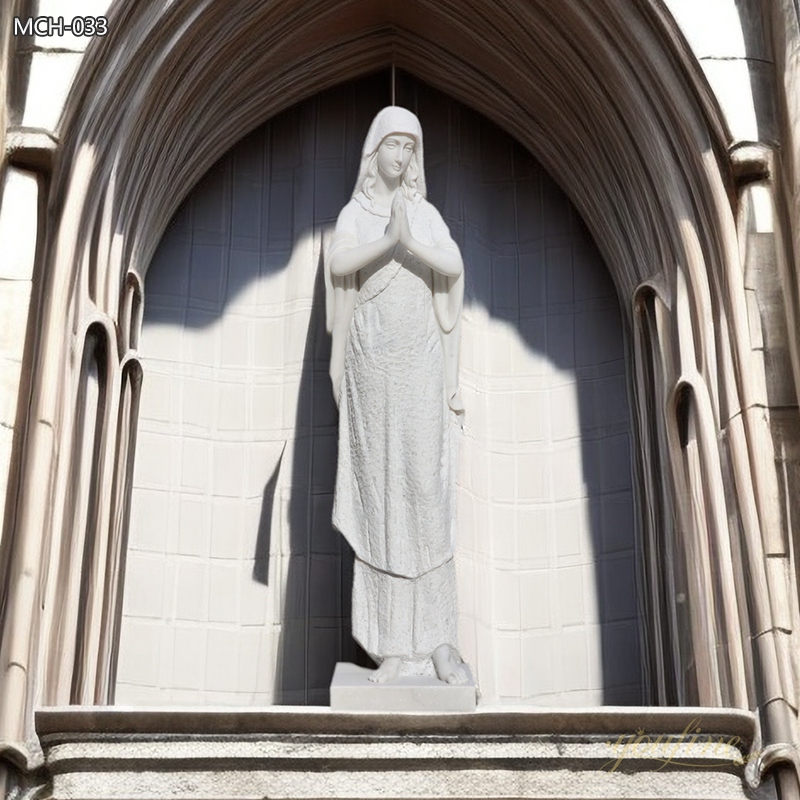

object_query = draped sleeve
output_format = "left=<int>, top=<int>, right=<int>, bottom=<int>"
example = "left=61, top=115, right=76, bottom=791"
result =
left=427, top=204, right=465, bottom=415
left=324, top=201, right=360, bottom=405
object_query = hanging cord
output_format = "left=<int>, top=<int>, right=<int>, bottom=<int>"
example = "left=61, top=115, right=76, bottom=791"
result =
left=391, top=62, right=396, bottom=106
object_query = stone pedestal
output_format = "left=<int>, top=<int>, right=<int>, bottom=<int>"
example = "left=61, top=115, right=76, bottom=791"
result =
left=330, top=661, right=477, bottom=711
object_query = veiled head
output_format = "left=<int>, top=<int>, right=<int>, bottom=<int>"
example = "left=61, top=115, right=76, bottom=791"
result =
left=353, top=106, right=427, bottom=202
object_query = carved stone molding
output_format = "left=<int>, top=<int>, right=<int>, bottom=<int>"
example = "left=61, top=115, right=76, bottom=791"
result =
left=35, top=707, right=762, bottom=800
left=5, top=128, right=58, bottom=174
left=0, top=743, right=50, bottom=800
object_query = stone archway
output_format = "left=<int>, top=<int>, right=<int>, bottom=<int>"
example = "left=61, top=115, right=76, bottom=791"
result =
left=0, top=0, right=793, bottom=781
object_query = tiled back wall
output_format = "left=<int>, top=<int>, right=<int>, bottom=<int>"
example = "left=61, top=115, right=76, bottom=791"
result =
left=116, top=74, right=642, bottom=707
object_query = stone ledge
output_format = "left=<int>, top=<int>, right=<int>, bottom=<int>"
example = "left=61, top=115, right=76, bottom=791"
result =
left=33, top=707, right=763, bottom=799
left=36, top=705, right=756, bottom=739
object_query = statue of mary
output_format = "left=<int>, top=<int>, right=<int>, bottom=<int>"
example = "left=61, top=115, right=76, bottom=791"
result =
left=325, top=106, right=468, bottom=684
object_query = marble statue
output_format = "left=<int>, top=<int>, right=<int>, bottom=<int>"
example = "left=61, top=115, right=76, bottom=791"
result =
left=325, top=106, right=467, bottom=684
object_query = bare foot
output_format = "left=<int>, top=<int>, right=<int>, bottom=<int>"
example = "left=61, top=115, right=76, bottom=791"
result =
left=432, top=644, right=468, bottom=685
left=369, top=656, right=402, bottom=683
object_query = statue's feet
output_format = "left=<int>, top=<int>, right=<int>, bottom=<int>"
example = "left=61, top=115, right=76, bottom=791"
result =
left=369, top=656, right=402, bottom=683
left=432, top=643, right=468, bottom=685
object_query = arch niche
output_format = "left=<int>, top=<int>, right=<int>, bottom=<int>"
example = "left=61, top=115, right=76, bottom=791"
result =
left=1, top=0, right=789, bottom=763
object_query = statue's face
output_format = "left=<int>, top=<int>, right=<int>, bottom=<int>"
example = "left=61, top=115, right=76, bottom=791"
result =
left=376, top=134, right=416, bottom=181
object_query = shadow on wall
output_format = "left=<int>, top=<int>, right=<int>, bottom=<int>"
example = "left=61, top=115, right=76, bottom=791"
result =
left=140, top=70, right=641, bottom=705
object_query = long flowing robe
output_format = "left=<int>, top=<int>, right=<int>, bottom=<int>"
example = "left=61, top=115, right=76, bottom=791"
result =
left=325, top=190, right=463, bottom=666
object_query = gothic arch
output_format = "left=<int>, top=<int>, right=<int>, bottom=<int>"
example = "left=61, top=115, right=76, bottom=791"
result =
left=1, top=0, right=793, bottom=781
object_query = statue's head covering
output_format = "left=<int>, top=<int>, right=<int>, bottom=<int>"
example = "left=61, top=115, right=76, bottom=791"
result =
left=352, top=106, right=427, bottom=200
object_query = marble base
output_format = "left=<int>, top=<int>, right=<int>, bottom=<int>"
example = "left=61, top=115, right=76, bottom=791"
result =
left=330, top=661, right=477, bottom=711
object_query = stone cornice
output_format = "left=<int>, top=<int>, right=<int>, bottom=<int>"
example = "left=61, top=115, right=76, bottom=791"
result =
left=33, top=706, right=759, bottom=800
left=36, top=705, right=757, bottom=741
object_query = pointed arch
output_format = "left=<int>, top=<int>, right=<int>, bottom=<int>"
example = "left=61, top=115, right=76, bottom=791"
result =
left=0, top=0, right=791, bottom=771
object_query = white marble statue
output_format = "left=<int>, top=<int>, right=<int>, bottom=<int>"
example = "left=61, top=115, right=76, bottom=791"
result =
left=325, top=106, right=467, bottom=684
